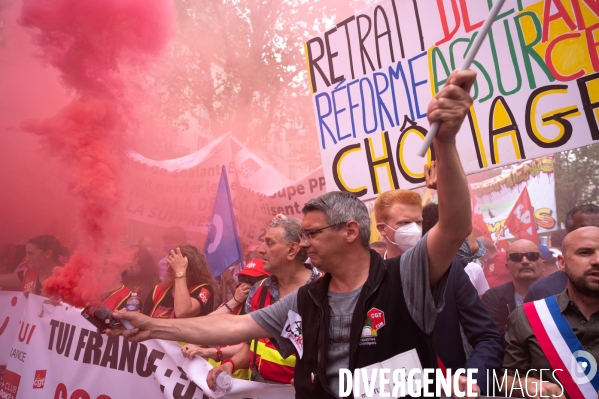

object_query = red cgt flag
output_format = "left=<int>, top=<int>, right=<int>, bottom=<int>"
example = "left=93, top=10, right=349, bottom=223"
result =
left=504, top=187, right=539, bottom=243
left=469, top=187, right=492, bottom=241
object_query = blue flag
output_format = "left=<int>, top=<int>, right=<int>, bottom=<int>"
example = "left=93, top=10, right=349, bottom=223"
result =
left=203, top=166, right=243, bottom=277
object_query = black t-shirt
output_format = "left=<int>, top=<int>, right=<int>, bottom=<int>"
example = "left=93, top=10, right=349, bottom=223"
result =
left=143, top=284, right=214, bottom=318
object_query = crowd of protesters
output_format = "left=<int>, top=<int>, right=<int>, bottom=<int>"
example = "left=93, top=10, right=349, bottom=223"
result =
left=1, top=68, right=597, bottom=399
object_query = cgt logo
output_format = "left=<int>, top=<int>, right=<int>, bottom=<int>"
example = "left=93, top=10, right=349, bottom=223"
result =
left=367, top=307, right=386, bottom=331
left=33, top=370, right=46, bottom=389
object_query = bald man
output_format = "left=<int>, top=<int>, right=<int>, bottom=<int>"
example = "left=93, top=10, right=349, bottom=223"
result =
left=525, top=203, right=599, bottom=303
left=499, top=226, right=599, bottom=398
left=482, top=239, right=544, bottom=345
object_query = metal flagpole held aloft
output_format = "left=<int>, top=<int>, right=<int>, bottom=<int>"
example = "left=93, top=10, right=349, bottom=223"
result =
left=417, top=0, right=506, bottom=157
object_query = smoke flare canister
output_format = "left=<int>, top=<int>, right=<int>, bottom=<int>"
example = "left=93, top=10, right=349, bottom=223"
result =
left=81, top=304, right=117, bottom=332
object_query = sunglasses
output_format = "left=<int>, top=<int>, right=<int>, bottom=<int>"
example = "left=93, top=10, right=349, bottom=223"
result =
left=507, top=252, right=541, bottom=262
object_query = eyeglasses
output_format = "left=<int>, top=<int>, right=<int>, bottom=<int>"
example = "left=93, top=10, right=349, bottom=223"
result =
left=507, top=252, right=541, bottom=262
left=300, top=222, right=346, bottom=243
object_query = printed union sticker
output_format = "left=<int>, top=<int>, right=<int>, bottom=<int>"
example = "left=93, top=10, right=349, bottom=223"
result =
left=281, top=310, right=303, bottom=358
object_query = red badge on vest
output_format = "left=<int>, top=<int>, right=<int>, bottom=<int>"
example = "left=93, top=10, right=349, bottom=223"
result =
left=362, top=307, right=386, bottom=338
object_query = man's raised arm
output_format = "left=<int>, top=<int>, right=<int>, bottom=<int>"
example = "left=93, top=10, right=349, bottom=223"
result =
left=107, top=310, right=272, bottom=345
left=426, top=69, right=476, bottom=285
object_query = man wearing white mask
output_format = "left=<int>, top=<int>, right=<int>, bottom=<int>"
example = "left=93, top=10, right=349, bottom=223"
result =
left=374, top=189, right=424, bottom=259
left=375, top=193, right=504, bottom=398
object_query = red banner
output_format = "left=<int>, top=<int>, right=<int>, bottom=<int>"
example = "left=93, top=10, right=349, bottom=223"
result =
left=504, top=187, right=539, bottom=244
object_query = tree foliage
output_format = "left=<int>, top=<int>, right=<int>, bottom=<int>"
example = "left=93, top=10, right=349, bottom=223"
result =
left=554, top=144, right=599, bottom=224
left=150, top=0, right=370, bottom=169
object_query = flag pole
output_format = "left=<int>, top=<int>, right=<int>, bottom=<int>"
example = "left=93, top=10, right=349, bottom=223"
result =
left=417, top=0, right=506, bottom=157
left=221, top=165, right=244, bottom=268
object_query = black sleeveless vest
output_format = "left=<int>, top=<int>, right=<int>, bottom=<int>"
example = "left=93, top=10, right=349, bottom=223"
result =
left=294, top=250, right=437, bottom=398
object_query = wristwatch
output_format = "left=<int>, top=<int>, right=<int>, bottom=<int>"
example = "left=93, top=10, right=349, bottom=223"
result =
left=176, top=271, right=186, bottom=278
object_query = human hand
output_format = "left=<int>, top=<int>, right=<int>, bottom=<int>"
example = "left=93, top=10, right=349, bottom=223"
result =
left=206, top=362, right=234, bottom=391
left=181, top=344, right=208, bottom=360
left=524, top=379, right=565, bottom=399
left=104, top=309, right=153, bottom=342
left=233, top=283, right=252, bottom=304
left=427, top=70, right=476, bottom=143
left=273, top=214, right=287, bottom=221
left=452, top=375, right=481, bottom=399
left=168, top=247, right=188, bottom=274
left=424, top=160, right=438, bottom=190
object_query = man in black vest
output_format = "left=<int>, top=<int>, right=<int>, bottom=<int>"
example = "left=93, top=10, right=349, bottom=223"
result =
left=106, top=69, right=477, bottom=397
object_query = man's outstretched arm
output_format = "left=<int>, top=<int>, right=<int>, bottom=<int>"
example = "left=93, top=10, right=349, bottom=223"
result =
left=107, top=310, right=272, bottom=345
left=426, top=69, right=476, bottom=285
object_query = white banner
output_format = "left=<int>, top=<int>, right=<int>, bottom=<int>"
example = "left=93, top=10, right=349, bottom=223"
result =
left=0, top=291, right=27, bottom=383
left=307, top=0, right=599, bottom=201
left=123, top=134, right=327, bottom=243
left=0, top=292, right=294, bottom=399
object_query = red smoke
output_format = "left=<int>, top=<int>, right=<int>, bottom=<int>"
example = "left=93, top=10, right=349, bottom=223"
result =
left=19, top=0, right=173, bottom=96
left=15, top=0, right=174, bottom=307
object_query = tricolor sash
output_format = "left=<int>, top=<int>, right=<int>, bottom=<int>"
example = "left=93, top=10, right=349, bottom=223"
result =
left=523, top=296, right=599, bottom=399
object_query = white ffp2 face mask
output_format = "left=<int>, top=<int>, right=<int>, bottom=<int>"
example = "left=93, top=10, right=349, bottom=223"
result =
left=383, top=222, right=422, bottom=252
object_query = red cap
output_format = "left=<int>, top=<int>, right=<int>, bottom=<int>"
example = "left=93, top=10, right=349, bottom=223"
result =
left=237, top=258, right=270, bottom=278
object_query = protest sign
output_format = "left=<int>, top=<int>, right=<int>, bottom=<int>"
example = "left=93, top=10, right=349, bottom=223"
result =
left=0, top=292, right=294, bottom=399
left=307, top=0, right=599, bottom=201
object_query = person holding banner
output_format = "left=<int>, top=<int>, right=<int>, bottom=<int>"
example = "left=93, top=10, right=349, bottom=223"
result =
left=205, top=218, right=321, bottom=390
left=106, top=68, right=477, bottom=397
left=181, top=259, right=270, bottom=380
left=500, top=226, right=599, bottom=399
left=0, top=234, right=68, bottom=295
left=143, top=245, right=218, bottom=318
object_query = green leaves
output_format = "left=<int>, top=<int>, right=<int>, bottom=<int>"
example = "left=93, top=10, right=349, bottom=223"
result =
left=554, top=144, right=599, bottom=224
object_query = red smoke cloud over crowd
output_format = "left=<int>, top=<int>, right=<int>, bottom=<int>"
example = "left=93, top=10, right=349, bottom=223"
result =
left=1, top=0, right=174, bottom=306
left=0, top=0, right=336, bottom=307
